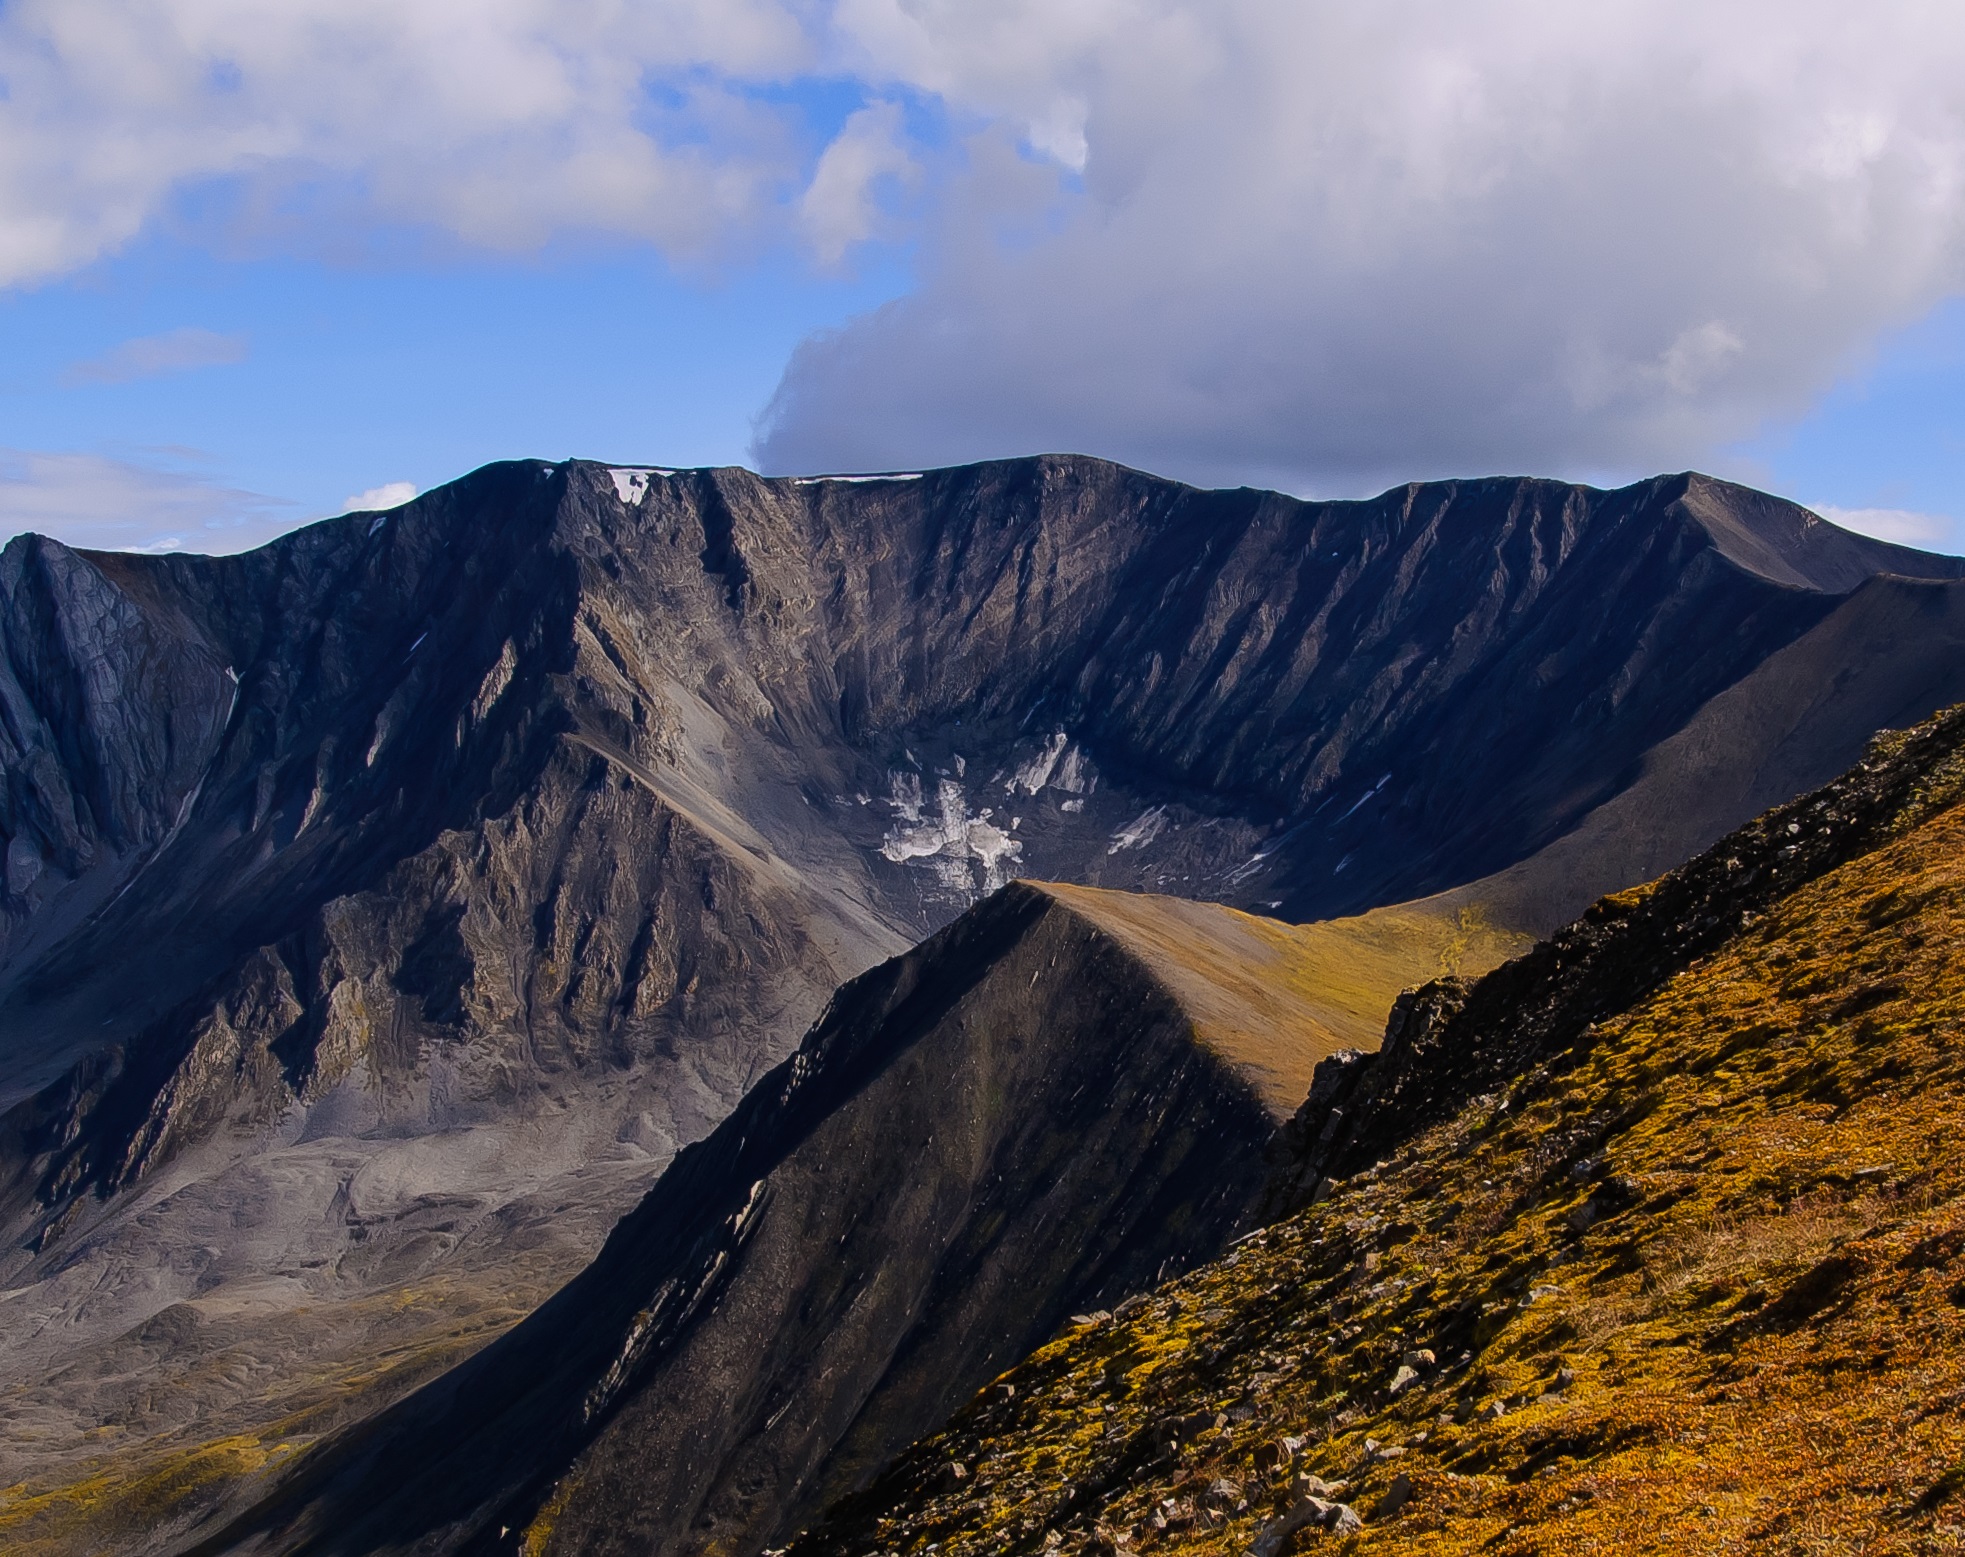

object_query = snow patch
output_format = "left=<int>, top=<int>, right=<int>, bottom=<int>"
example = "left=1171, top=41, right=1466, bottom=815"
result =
left=1224, top=847, right=1275, bottom=886
left=1108, top=805, right=1168, bottom=854
left=609, top=467, right=674, bottom=505
left=1010, top=732, right=1067, bottom=793
left=878, top=771, right=1023, bottom=894
left=790, top=472, right=925, bottom=485
left=886, top=770, right=925, bottom=824
left=966, top=816, right=1021, bottom=888
left=1007, top=732, right=1098, bottom=796
left=1053, top=743, right=1095, bottom=794
left=1337, top=773, right=1392, bottom=821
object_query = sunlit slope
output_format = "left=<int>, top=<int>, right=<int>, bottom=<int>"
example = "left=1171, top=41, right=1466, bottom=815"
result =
left=788, top=707, right=1965, bottom=1557
left=11, top=460, right=1965, bottom=1557
left=1041, top=882, right=1527, bottom=1114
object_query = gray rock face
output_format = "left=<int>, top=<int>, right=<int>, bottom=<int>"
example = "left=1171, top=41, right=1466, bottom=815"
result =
left=0, top=535, right=233, bottom=968
left=0, top=454, right=1962, bottom=1552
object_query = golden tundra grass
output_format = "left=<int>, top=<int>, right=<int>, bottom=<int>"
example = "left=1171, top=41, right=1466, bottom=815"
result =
left=1044, top=881, right=1528, bottom=1112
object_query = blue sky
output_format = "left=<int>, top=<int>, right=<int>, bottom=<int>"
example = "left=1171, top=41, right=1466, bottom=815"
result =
left=1732, top=299, right=1965, bottom=548
left=3, top=2, right=1964, bottom=554
left=0, top=233, right=912, bottom=547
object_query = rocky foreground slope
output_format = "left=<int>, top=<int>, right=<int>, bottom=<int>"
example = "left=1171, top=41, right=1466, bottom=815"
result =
left=779, top=703, right=1965, bottom=1557
left=4, top=457, right=1965, bottom=1550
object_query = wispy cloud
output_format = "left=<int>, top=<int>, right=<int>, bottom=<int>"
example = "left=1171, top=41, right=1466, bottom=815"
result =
left=62, top=327, right=248, bottom=386
left=0, top=448, right=296, bottom=555
left=798, top=102, right=916, bottom=266
left=1814, top=505, right=1957, bottom=549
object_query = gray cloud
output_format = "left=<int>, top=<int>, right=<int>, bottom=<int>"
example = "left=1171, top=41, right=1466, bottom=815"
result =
left=756, top=2, right=1965, bottom=493
left=8, top=3, right=1965, bottom=492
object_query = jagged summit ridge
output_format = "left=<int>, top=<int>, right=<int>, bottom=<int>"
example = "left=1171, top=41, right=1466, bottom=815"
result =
left=12, top=452, right=1945, bottom=1222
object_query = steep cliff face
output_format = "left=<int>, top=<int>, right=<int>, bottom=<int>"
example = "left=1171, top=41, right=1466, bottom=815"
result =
left=2, top=457, right=1963, bottom=1553
left=774, top=700, right=1965, bottom=1557
left=0, top=535, right=233, bottom=971
left=189, top=882, right=1365, bottom=1557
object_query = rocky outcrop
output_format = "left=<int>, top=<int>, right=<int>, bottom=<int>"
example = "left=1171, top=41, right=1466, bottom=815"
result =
left=0, top=534, right=233, bottom=964
left=1266, top=699, right=1965, bottom=1212
left=769, top=699, right=1965, bottom=1557
left=7, top=460, right=1959, bottom=1237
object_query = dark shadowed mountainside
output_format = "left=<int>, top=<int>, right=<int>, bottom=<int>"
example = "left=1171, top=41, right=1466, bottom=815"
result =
left=190, top=881, right=1355, bottom=1557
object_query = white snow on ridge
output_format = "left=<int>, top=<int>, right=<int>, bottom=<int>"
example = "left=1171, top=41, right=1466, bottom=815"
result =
left=790, top=472, right=925, bottom=485
left=609, top=468, right=676, bottom=505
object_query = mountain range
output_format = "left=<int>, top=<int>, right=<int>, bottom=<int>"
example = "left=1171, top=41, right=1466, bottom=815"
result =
left=3, top=455, right=1964, bottom=1554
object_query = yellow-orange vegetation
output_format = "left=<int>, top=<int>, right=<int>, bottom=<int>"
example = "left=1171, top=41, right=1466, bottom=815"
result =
left=0, top=882, right=1521, bottom=1557
left=1041, top=882, right=1527, bottom=1116
left=0, top=1274, right=535, bottom=1557
left=793, top=759, right=1965, bottom=1555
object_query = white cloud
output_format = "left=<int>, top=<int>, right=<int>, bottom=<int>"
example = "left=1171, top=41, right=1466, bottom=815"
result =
left=1814, top=504, right=1957, bottom=548
left=341, top=481, right=418, bottom=512
left=0, top=449, right=296, bottom=554
left=62, top=326, right=248, bottom=385
left=0, top=0, right=827, bottom=285
left=798, top=102, right=916, bottom=266
left=8, top=3, right=1965, bottom=491
left=756, top=1, right=1965, bottom=491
